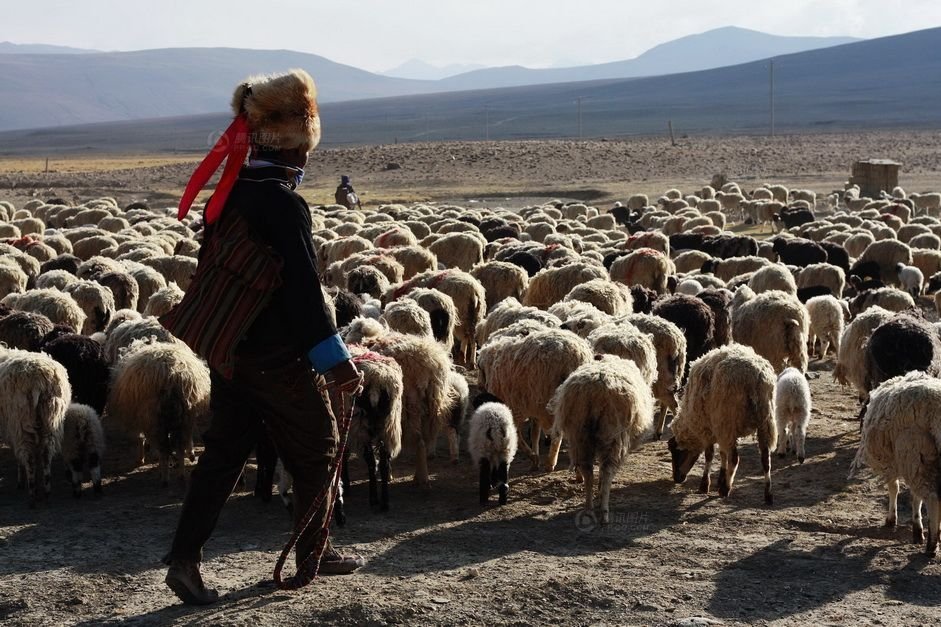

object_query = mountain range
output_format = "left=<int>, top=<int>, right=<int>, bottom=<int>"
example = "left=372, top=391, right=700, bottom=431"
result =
left=0, top=27, right=858, bottom=132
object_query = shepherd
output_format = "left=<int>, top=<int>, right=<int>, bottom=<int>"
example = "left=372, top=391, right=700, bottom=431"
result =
left=161, top=68, right=366, bottom=606
left=335, top=174, right=363, bottom=210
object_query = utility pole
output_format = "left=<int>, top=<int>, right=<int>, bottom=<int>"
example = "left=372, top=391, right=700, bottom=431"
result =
left=485, top=106, right=490, bottom=141
left=576, top=96, right=583, bottom=139
left=770, top=59, right=775, bottom=138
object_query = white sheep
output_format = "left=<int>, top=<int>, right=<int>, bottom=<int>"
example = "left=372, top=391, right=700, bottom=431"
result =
left=468, top=400, right=518, bottom=505
left=805, top=295, right=845, bottom=358
left=731, top=287, right=809, bottom=372
left=853, top=371, right=941, bottom=555
left=549, top=355, right=653, bottom=524
left=0, top=345, right=71, bottom=506
left=61, top=403, right=106, bottom=497
left=896, top=262, right=924, bottom=297
left=774, top=368, right=812, bottom=463
left=668, top=344, right=777, bottom=504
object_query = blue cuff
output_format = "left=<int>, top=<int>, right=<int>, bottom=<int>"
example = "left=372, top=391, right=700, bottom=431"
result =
left=307, top=334, right=351, bottom=374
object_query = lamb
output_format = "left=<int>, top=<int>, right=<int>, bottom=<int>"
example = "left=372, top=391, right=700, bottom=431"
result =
left=853, top=372, right=941, bottom=555
left=731, top=287, right=809, bottom=372
left=805, top=295, right=845, bottom=358
left=2, top=288, right=86, bottom=332
left=774, top=368, right=812, bottom=462
left=477, top=327, right=592, bottom=471
left=563, top=278, right=633, bottom=316
left=863, top=314, right=941, bottom=394
left=667, top=344, right=777, bottom=504
left=468, top=398, right=518, bottom=505
left=0, top=345, right=71, bottom=506
left=105, top=339, right=211, bottom=485
left=609, top=248, right=672, bottom=294
left=651, top=294, right=715, bottom=372
left=470, top=261, right=529, bottom=309
left=523, top=262, right=608, bottom=309
left=61, top=403, right=106, bottom=497
left=549, top=355, right=654, bottom=524
left=896, top=262, right=924, bottom=297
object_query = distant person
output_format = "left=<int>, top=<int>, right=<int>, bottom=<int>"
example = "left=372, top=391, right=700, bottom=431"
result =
left=161, top=69, right=365, bottom=606
left=335, top=174, right=362, bottom=210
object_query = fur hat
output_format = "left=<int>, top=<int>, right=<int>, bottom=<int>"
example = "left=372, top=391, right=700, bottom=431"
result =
left=230, top=68, right=321, bottom=152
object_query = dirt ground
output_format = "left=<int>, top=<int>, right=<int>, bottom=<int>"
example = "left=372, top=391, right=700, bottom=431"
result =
left=3, top=132, right=941, bottom=625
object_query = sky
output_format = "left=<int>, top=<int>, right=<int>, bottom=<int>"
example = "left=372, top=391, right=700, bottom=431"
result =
left=2, top=0, right=940, bottom=72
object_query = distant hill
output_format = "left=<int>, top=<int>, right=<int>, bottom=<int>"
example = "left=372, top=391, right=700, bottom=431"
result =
left=0, top=27, right=861, bottom=132
left=0, top=27, right=933, bottom=155
left=0, top=41, right=97, bottom=54
left=382, top=59, right=486, bottom=81
left=435, top=27, right=860, bottom=90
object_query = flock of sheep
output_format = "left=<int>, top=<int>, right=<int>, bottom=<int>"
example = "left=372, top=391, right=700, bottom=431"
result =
left=2, top=177, right=941, bottom=558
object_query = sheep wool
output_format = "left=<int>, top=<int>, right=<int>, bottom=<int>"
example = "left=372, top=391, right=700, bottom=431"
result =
left=468, top=401, right=518, bottom=505
left=61, top=403, right=106, bottom=497
left=774, top=368, right=812, bottom=462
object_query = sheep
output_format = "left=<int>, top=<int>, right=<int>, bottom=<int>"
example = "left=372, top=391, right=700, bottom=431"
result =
left=97, top=271, right=140, bottom=312
left=64, top=280, right=115, bottom=335
left=675, top=279, right=703, bottom=296
left=105, top=339, right=210, bottom=485
left=477, top=327, right=592, bottom=471
left=774, top=368, right=812, bottom=463
left=833, top=305, right=894, bottom=400
left=796, top=263, right=845, bottom=298
left=523, top=262, right=608, bottom=309
left=748, top=264, right=797, bottom=296
left=102, top=316, right=177, bottom=363
left=696, top=288, right=733, bottom=348
left=346, top=265, right=390, bottom=299
left=382, top=298, right=433, bottom=338
left=563, top=278, right=633, bottom=316
left=700, top=256, right=769, bottom=282
left=0, top=310, right=54, bottom=351
left=910, top=192, right=941, bottom=216
left=468, top=398, right=518, bottom=505
left=427, top=232, right=484, bottom=271
left=731, top=287, right=809, bottom=372
left=470, top=261, right=529, bottom=309
left=853, top=371, right=941, bottom=555
left=446, top=369, right=470, bottom=463
left=551, top=300, right=611, bottom=339
left=771, top=238, right=827, bottom=268
left=609, top=248, right=672, bottom=294
left=359, top=327, right=455, bottom=487
left=855, top=239, right=914, bottom=286
left=407, top=287, right=458, bottom=351
left=896, top=263, right=924, bottom=297
left=476, top=297, right=561, bottom=345
left=61, top=403, right=106, bottom=497
left=864, top=314, right=941, bottom=394
left=35, top=268, right=78, bottom=291
left=667, top=344, right=777, bottom=504
left=2, top=288, right=86, bottom=332
left=127, top=264, right=167, bottom=314
left=0, top=259, right=27, bottom=299
left=651, top=294, right=715, bottom=372
left=549, top=355, right=654, bottom=524
left=805, top=295, right=845, bottom=358
left=673, top=250, right=713, bottom=274
left=849, top=287, right=915, bottom=316
left=346, top=346, right=404, bottom=512
left=143, top=282, right=185, bottom=318
left=385, top=269, right=486, bottom=368
left=0, top=345, right=71, bottom=506
left=587, top=323, right=658, bottom=386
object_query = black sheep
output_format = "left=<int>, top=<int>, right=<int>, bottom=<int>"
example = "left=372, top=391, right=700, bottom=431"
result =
left=481, top=225, right=521, bottom=242
left=630, top=285, right=659, bottom=314
left=457, top=215, right=482, bottom=228
left=98, top=271, right=140, bottom=311
left=346, top=266, right=386, bottom=299
left=864, top=314, right=941, bottom=393
left=330, top=288, right=365, bottom=328
left=926, top=271, right=941, bottom=294
left=652, top=294, right=716, bottom=376
left=819, top=241, right=851, bottom=275
left=796, top=285, right=833, bottom=303
left=40, top=253, right=82, bottom=276
left=0, top=311, right=54, bottom=351
left=773, top=208, right=815, bottom=230
left=603, top=250, right=630, bottom=271
left=669, top=233, right=705, bottom=252
left=849, top=260, right=882, bottom=282
left=41, top=333, right=110, bottom=414
left=701, top=235, right=759, bottom=259
left=697, top=288, right=733, bottom=347
left=503, top=250, right=543, bottom=278
left=0, top=303, right=11, bottom=318
left=771, top=237, right=827, bottom=267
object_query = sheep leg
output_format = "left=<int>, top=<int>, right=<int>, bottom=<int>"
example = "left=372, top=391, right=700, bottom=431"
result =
left=24, top=451, right=38, bottom=508
left=926, top=496, right=940, bottom=557
left=654, top=405, right=669, bottom=441
left=775, top=422, right=788, bottom=458
left=599, top=461, right=615, bottom=525
left=717, top=450, right=728, bottom=498
left=497, top=461, right=509, bottom=505
left=90, top=452, right=102, bottom=496
left=414, top=437, right=430, bottom=487
left=545, top=432, right=563, bottom=473
left=176, top=438, right=187, bottom=484
left=478, top=458, right=491, bottom=504
left=760, top=444, right=773, bottom=506
left=796, top=423, right=807, bottom=464
left=582, top=463, right=594, bottom=516
left=913, top=495, right=925, bottom=545
left=378, top=442, right=391, bottom=512
left=885, top=479, right=899, bottom=527
left=365, top=443, right=379, bottom=508
left=277, top=465, right=293, bottom=512
left=528, top=424, right=542, bottom=471
left=698, top=444, right=714, bottom=494
left=70, top=457, right=84, bottom=498
left=448, top=427, right=460, bottom=464
left=138, top=434, right=147, bottom=466
left=726, top=445, right=740, bottom=496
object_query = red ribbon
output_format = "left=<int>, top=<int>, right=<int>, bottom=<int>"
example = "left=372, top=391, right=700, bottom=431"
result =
left=177, top=114, right=251, bottom=225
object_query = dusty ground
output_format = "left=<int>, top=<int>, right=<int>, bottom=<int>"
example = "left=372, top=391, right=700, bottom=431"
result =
left=3, top=132, right=941, bottom=625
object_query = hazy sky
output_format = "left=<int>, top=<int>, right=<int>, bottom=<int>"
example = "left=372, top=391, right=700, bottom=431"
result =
left=3, top=0, right=940, bottom=71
